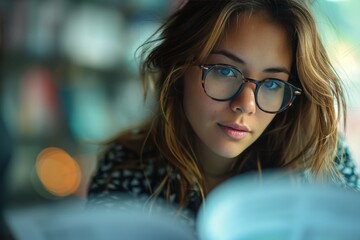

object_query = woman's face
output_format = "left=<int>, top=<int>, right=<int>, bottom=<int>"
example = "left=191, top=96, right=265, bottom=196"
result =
left=183, top=12, right=293, bottom=161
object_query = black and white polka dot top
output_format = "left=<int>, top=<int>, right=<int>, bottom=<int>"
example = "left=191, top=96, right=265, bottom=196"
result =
left=87, top=137, right=360, bottom=227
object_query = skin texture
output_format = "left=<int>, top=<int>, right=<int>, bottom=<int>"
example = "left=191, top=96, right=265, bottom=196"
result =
left=183, top=11, right=293, bottom=180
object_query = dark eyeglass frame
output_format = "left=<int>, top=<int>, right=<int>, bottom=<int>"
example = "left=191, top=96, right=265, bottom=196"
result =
left=199, top=64, right=302, bottom=114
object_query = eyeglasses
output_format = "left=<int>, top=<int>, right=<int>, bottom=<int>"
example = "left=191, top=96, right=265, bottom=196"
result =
left=199, top=64, right=302, bottom=114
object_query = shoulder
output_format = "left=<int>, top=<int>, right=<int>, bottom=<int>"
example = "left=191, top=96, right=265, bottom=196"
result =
left=334, top=137, right=360, bottom=191
left=87, top=141, right=167, bottom=205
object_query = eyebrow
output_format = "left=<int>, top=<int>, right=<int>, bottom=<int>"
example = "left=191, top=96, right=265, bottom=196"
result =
left=211, top=50, right=291, bottom=75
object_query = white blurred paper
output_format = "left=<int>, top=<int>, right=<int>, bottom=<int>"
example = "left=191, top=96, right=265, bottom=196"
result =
left=197, top=171, right=360, bottom=240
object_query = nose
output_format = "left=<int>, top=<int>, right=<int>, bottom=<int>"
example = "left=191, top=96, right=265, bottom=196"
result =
left=229, top=83, right=256, bottom=114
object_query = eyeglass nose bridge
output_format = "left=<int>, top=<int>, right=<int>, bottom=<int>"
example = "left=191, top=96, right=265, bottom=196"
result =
left=229, top=77, right=260, bottom=101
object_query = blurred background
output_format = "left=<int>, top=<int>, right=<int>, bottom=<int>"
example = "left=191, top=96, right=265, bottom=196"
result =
left=0, top=0, right=359, bottom=220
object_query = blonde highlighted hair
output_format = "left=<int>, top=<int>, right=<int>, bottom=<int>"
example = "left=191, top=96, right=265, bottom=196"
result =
left=116, top=0, right=346, bottom=207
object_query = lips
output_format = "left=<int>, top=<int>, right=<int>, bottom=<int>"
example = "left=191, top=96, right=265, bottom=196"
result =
left=220, top=123, right=250, bottom=132
left=218, top=123, right=250, bottom=140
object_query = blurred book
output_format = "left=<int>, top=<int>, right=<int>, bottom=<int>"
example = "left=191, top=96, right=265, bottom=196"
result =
left=5, top=171, right=360, bottom=240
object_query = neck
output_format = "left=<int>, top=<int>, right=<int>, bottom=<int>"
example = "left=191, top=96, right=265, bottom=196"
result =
left=196, top=141, right=236, bottom=174
left=202, top=168, right=234, bottom=179
left=195, top=141, right=237, bottom=194
left=203, top=171, right=233, bottom=194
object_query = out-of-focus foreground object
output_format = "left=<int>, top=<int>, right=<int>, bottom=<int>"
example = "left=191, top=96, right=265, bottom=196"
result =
left=5, top=201, right=196, bottom=240
left=198, top=171, right=360, bottom=240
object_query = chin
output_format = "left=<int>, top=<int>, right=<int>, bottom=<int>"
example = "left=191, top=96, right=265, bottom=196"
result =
left=215, top=149, right=243, bottom=159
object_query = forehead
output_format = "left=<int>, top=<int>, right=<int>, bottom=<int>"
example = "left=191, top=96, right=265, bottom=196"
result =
left=212, top=11, right=293, bottom=72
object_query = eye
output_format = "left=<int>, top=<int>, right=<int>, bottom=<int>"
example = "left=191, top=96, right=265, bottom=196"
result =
left=215, top=66, right=236, bottom=77
left=262, top=79, right=284, bottom=90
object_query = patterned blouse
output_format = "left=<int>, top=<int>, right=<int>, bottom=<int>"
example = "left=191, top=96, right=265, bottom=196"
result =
left=87, top=138, right=360, bottom=228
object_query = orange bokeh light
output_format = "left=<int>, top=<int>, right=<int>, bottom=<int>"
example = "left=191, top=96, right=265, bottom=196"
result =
left=36, top=147, right=82, bottom=197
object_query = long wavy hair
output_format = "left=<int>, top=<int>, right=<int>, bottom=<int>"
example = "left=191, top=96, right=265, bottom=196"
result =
left=116, top=0, right=347, bottom=207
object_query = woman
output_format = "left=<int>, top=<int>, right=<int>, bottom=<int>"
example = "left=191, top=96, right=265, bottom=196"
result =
left=88, top=0, right=359, bottom=227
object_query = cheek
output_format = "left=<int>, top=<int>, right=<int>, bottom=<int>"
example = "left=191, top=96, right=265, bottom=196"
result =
left=183, top=72, right=219, bottom=125
left=183, top=70, right=203, bottom=114
left=257, top=112, right=276, bottom=132
left=183, top=83, right=208, bottom=121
